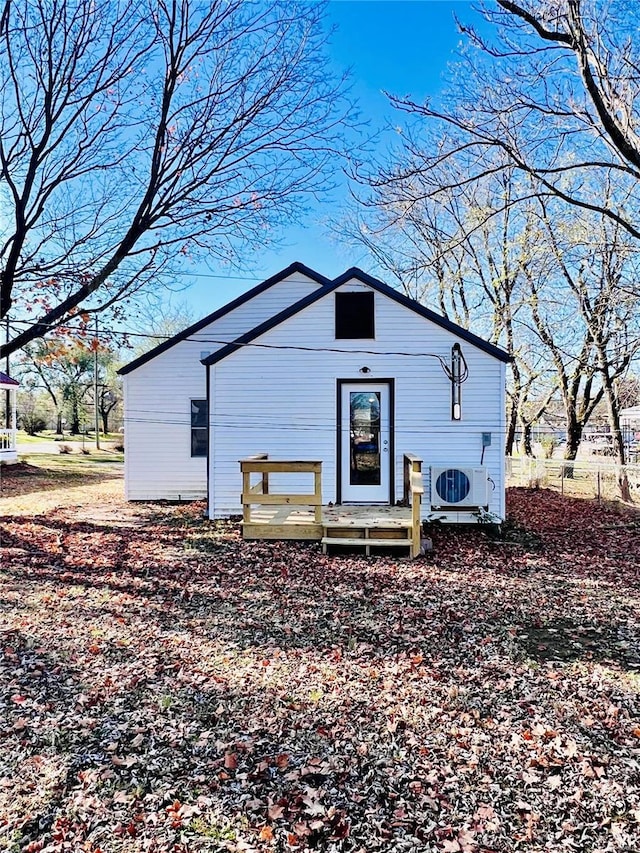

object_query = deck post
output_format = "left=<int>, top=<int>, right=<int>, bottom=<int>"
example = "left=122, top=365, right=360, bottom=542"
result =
left=403, top=459, right=410, bottom=505
left=411, top=488, right=421, bottom=558
left=404, top=453, right=424, bottom=558
left=241, top=453, right=269, bottom=523
left=242, top=469, right=251, bottom=523
left=314, top=462, right=322, bottom=523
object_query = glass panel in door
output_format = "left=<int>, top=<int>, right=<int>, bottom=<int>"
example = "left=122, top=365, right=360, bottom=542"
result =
left=340, top=382, right=390, bottom=503
left=349, top=391, right=381, bottom=485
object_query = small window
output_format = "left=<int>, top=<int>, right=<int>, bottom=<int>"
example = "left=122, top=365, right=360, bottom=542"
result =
left=335, top=292, right=375, bottom=339
left=191, top=399, right=207, bottom=457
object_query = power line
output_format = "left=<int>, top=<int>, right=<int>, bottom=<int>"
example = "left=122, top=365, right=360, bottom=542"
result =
left=8, top=315, right=458, bottom=350
left=8, top=318, right=467, bottom=380
left=122, top=414, right=512, bottom=433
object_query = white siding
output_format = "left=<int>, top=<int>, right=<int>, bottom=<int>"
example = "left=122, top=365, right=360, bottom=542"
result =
left=209, top=280, right=506, bottom=519
left=123, top=273, right=323, bottom=500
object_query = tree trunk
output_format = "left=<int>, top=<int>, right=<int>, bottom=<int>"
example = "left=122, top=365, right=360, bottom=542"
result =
left=56, top=410, right=64, bottom=435
left=563, top=418, right=583, bottom=478
left=506, top=403, right=517, bottom=456
left=610, top=427, right=630, bottom=501
left=69, top=395, right=81, bottom=435
left=600, top=367, right=630, bottom=501
left=101, top=409, right=109, bottom=435
left=519, top=422, right=533, bottom=457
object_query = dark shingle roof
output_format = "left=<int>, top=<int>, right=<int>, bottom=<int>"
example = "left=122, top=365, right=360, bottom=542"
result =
left=202, top=266, right=512, bottom=366
left=0, top=371, right=19, bottom=386
left=118, top=262, right=330, bottom=375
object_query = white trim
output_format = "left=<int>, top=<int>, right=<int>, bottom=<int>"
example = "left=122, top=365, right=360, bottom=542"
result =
left=499, top=361, right=506, bottom=520
left=123, top=378, right=131, bottom=500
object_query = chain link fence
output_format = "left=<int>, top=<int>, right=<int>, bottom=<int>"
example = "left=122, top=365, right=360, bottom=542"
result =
left=506, top=456, right=640, bottom=504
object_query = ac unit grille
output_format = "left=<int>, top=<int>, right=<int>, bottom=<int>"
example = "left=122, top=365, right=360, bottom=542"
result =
left=435, top=468, right=470, bottom=503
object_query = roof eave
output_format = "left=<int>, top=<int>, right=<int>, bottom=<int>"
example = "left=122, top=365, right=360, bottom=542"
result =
left=203, top=269, right=512, bottom=367
left=333, top=268, right=512, bottom=363
left=118, top=262, right=330, bottom=376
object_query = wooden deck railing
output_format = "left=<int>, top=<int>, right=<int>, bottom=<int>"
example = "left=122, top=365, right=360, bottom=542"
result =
left=0, top=428, right=16, bottom=451
left=239, top=454, right=323, bottom=525
left=239, top=453, right=421, bottom=554
left=403, top=453, right=424, bottom=558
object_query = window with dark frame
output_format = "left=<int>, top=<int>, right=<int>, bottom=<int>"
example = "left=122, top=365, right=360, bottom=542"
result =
left=335, top=291, right=375, bottom=339
left=191, top=399, right=207, bottom=457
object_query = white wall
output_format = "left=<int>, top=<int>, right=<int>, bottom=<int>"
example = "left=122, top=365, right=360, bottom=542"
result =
left=123, top=273, right=323, bottom=500
left=209, top=279, right=506, bottom=518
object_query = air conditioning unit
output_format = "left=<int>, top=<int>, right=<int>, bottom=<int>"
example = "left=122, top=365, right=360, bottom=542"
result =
left=430, top=466, right=488, bottom=507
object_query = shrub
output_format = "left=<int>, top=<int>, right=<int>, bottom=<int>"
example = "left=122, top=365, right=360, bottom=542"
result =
left=20, top=411, right=47, bottom=436
left=539, top=436, right=557, bottom=459
left=58, top=444, right=73, bottom=454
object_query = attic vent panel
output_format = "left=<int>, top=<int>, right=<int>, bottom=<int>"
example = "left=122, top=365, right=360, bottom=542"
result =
left=335, top=292, right=375, bottom=339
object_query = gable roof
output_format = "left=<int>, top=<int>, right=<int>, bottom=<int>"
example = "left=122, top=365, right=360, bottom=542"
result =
left=0, top=371, right=19, bottom=387
left=118, top=262, right=330, bottom=375
left=202, top=266, right=512, bottom=366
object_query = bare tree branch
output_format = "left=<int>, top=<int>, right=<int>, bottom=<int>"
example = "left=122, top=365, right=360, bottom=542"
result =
left=1, top=0, right=355, bottom=357
left=379, top=1, right=640, bottom=247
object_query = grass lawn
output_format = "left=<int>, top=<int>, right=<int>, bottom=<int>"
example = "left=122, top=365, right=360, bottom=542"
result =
left=1, top=454, right=124, bottom=513
left=15, top=431, right=59, bottom=445
left=17, top=430, right=123, bottom=444
left=1, top=460, right=639, bottom=852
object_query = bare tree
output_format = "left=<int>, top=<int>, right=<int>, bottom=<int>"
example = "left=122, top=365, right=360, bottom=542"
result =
left=16, top=333, right=124, bottom=434
left=347, top=135, right=640, bottom=482
left=346, top=158, right=559, bottom=455
left=95, top=352, right=121, bottom=434
left=0, top=0, right=353, bottom=357
left=126, top=297, right=196, bottom=358
left=344, top=0, right=640, bottom=497
left=17, top=338, right=95, bottom=433
left=17, top=341, right=67, bottom=433
left=529, top=196, right=640, bottom=494
left=380, top=0, right=640, bottom=276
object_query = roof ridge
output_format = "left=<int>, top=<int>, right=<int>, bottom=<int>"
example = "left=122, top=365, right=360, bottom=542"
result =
left=202, top=268, right=512, bottom=366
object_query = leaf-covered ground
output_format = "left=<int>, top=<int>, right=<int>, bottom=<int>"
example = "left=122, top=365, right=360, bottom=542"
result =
left=1, top=465, right=639, bottom=853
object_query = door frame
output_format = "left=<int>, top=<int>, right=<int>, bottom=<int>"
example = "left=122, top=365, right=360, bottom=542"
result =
left=336, top=378, right=395, bottom=504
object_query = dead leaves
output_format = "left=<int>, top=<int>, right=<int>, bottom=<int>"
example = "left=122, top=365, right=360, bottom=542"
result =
left=0, top=488, right=639, bottom=851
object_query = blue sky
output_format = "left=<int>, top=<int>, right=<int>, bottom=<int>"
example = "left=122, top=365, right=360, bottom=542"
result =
left=178, top=1, right=479, bottom=318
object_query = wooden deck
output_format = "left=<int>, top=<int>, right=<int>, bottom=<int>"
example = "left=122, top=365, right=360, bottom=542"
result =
left=242, top=503, right=414, bottom=555
left=243, top=503, right=411, bottom=534
left=239, top=453, right=424, bottom=557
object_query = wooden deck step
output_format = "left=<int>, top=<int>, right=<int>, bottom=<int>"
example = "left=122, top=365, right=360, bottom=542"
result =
left=243, top=522, right=323, bottom=540
left=322, top=536, right=411, bottom=548
left=323, top=526, right=410, bottom=539
left=321, top=522, right=413, bottom=555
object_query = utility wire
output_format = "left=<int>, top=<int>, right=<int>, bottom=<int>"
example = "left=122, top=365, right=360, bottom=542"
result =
left=8, top=319, right=469, bottom=381
left=122, top=415, right=512, bottom=434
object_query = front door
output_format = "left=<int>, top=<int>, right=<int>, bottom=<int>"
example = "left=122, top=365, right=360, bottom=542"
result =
left=340, top=382, right=391, bottom=503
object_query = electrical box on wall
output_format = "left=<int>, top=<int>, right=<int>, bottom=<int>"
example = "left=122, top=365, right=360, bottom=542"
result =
left=482, top=432, right=492, bottom=447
